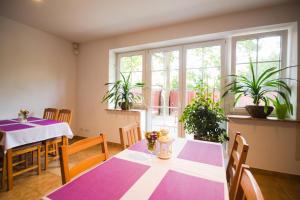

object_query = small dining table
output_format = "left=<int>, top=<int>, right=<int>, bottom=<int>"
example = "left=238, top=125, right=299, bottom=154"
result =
left=45, top=138, right=229, bottom=200
left=0, top=117, right=74, bottom=190
left=0, top=117, right=74, bottom=151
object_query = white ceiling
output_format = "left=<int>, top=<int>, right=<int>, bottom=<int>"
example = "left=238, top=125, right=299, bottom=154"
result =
left=0, top=0, right=294, bottom=42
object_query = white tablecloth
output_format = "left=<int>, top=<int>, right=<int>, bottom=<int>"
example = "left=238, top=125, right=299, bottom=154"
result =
left=0, top=120, right=74, bottom=151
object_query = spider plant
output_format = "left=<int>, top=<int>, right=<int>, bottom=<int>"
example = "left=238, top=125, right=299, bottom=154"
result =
left=102, top=72, right=144, bottom=110
left=223, top=59, right=293, bottom=116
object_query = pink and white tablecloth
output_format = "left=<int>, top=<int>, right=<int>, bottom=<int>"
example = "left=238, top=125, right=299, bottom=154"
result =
left=0, top=117, right=73, bottom=151
left=45, top=138, right=228, bottom=200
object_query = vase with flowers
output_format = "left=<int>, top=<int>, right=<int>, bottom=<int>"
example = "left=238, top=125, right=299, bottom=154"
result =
left=145, top=131, right=161, bottom=154
left=18, top=109, right=29, bottom=123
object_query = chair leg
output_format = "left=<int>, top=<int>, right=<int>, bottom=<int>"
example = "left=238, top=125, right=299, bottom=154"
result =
left=6, top=149, right=13, bottom=191
left=37, top=146, right=41, bottom=175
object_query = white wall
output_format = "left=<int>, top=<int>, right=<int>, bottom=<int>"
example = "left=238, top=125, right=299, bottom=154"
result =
left=228, top=118, right=300, bottom=175
left=77, top=2, right=300, bottom=144
left=0, top=16, right=77, bottom=129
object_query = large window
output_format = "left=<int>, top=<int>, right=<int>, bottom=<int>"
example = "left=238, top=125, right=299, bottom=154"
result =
left=115, top=28, right=293, bottom=136
left=232, top=31, right=287, bottom=108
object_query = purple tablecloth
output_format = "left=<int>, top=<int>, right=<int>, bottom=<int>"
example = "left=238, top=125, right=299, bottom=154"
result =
left=0, top=123, right=34, bottom=132
left=128, top=139, right=152, bottom=154
left=149, top=170, right=224, bottom=200
left=0, top=120, right=18, bottom=126
left=31, top=119, right=61, bottom=126
left=47, top=157, right=150, bottom=200
left=177, top=140, right=223, bottom=166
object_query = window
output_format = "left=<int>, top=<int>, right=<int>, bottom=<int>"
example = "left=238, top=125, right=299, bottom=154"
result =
left=117, top=52, right=145, bottom=106
left=113, top=27, right=294, bottom=136
left=232, top=31, right=287, bottom=109
left=185, top=42, right=223, bottom=105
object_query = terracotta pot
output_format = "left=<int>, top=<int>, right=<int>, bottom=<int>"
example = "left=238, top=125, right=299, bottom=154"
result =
left=245, top=105, right=274, bottom=118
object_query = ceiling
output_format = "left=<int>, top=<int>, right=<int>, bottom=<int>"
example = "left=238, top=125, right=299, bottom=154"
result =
left=0, top=0, right=294, bottom=42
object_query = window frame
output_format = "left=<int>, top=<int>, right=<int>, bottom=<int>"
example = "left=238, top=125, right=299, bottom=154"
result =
left=116, top=50, right=146, bottom=109
left=230, top=30, right=288, bottom=114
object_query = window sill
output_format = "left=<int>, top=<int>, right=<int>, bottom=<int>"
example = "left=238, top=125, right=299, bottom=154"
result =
left=227, top=115, right=300, bottom=123
left=105, top=108, right=146, bottom=113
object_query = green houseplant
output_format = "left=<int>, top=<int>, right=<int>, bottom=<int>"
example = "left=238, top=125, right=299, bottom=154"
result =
left=223, top=60, right=293, bottom=118
left=180, top=82, right=228, bottom=143
left=271, top=97, right=292, bottom=119
left=102, top=72, right=144, bottom=110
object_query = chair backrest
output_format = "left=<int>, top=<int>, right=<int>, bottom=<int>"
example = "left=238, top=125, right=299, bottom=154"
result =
left=57, top=109, right=72, bottom=124
left=43, top=108, right=58, bottom=120
left=59, top=134, right=109, bottom=184
left=227, top=132, right=249, bottom=200
left=234, top=165, right=264, bottom=200
left=119, top=122, right=142, bottom=150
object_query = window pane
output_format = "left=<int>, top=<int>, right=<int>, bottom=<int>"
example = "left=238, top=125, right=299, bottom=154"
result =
left=151, top=52, right=164, bottom=70
left=186, top=48, right=203, bottom=68
left=120, top=55, right=142, bottom=72
left=236, top=39, right=257, bottom=64
left=236, top=63, right=257, bottom=80
left=170, top=70, right=179, bottom=89
left=257, top=61, right=280, bottom=79
left=203, top=46, right=221, bottom=67
left=258, top=36, right=281, bottom=62
left=152, top=71, right=167, bottom=88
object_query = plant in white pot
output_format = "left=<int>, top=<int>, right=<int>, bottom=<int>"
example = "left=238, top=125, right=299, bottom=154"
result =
left=223, top=60, right=293, bottom=118
left=102, top=72, right=144, bottom=110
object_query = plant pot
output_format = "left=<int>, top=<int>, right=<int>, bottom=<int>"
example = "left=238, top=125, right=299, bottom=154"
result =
left=245, top=105, right=274, bottom=118
left=275, top=104, right=288, bottom=119
left=119, top=102, right=132, bottom=110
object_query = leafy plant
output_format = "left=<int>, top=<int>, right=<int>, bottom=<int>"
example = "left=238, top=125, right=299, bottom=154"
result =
left=223, top=59, right=293, bottom=114
left=271, top=97, right=292, bottom=119
left=102, top=72, right=144, bottom=110
left=180, top=82, right=228, bottom=143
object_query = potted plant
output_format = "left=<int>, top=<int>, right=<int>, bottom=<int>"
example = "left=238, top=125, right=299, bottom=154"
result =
left=180, top=82, right=228, bottom=143
left=223, top=60, right=293, bottom=118
left=271, top=97, right=292, bottom=119
left=102, top=72, right=144, bottom=110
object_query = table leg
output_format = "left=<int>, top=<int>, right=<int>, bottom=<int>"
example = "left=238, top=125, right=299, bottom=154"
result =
left=44, top=141, right=49, bottom=170
left=6, top=149, right=13, bottom=190
left=37, top=146, right=41, bottom=175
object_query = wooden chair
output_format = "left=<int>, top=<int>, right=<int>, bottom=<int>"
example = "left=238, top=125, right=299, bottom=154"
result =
left=43, top=108, right=59, bottom=120
left=119, top=122, right=142, bottom=150
left=227, top=132, right=249, bottom=200
left=0, top=145, right=5, bottom=190
left=234, top=165, right=264, bottom=200
left=44, top=109, right=72, bottom=170
left=59, top=134, right=109, bottom=184
left=6, top=143, right=41, bottom=190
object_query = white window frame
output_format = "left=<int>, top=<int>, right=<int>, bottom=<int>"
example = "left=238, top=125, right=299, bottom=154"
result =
left=116, top=50, right=146, bottom=109
left=230, top=30, right=288, bottom=114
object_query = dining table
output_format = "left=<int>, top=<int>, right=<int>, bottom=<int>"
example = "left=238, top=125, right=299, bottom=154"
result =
left=0, top=117, right=74, bottom=151
left=44, top=138, right=229, bottom=200
left=0, top=117, right=74, bottom=190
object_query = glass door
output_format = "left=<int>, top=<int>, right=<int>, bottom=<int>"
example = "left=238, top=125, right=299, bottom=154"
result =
left=147, top=48, right=181, bottom=138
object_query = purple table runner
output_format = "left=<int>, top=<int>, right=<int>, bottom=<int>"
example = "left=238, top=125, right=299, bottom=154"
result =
left=128, top=139, right=152, bottom=154
left=31, top=119, right=61, bottom=126
left=48, top=157, right=150, bottom=200
left=0, top=123, right=34, bottom=132
left=149, top=170, right=224, bottom=200
left=178, top=140, right=223, bottom=167
left=0, top=120, right=18, bottom=126
left=12, top=117, right=43, bottom=122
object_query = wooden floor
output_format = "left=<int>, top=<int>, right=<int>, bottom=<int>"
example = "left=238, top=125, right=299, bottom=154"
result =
left=0, top=141, right=299, bottom=200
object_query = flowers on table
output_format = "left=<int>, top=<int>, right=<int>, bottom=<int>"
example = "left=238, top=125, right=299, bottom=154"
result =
left=145, top=131, right=161, bottom=153
left=18, top=109, right=29, bottom=123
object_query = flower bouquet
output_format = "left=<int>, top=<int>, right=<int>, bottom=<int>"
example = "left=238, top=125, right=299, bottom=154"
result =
left=145, top=131, right=161, bottom=154
left=18, top=109, right=29, bottom=123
